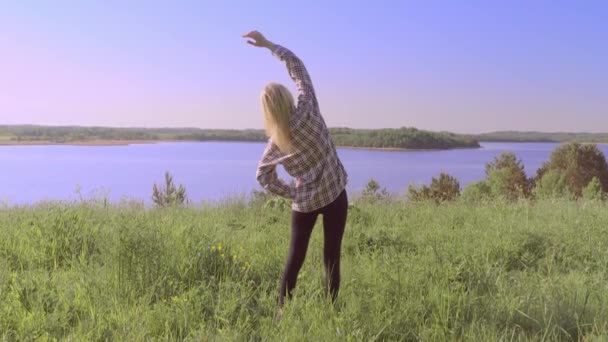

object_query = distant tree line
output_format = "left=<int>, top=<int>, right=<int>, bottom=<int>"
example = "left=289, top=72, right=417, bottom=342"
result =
left=0, top=125, right=480, bottom=150
left=1, top=125, right=159, bottom=142
left=476, top=131, right=608, bottom=143
left=4, top=126, right=608, bottom=147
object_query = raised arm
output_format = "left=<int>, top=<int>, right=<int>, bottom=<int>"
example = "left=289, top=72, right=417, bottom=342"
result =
left=269, top=45, right=315, bottom=109
left=243, top=30, right=317, bottom=113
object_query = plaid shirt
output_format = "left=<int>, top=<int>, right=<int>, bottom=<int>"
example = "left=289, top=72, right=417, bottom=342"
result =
left=256, top=44, right=348, bottom=213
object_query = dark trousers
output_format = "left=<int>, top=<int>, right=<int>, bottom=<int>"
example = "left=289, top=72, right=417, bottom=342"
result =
left=279, top=190, right=348, bottom=305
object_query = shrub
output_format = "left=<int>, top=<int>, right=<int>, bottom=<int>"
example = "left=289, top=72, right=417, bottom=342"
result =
left=407, top=183, right=431, bottom=202
left=534, top=170, right=570, bottom=199
left=408, top=172, right=460, bottom=203
left=533, top=143, right=608, bottom=199
left=461, top=180, right=492, bottom=203
left=249, top=189, right=274, bottom=207
left=263, top=197, right=289, bottom=211
left=152, top=171, right=189, bottom=207
left=429, top=172, right=461, bottom=202
left=485, top=152, right=531, bottom=200
left=582, top=177, right=603, bottom=201
left=361, top=178, right=390, bottom=201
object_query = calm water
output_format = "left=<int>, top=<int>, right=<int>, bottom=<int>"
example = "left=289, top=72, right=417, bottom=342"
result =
left=1, top=142, right=607, bottom=204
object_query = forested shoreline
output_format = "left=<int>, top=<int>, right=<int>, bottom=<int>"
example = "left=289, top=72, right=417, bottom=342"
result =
left=3, top=125, right=608, bottom=150
left=477, top=131, right=608, bottom=143
left=0, top=125, right=480, bottom=150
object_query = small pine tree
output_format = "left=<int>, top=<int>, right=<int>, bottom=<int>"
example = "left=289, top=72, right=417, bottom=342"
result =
left=363, top=179, right=380, bottom=196
left=152, top=171, right=188, bottom=207
left=362, top=178, right=390, bottom=200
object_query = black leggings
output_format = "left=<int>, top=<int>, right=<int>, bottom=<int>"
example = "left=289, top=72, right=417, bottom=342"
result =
left=279, top=190, right=348, bottom=305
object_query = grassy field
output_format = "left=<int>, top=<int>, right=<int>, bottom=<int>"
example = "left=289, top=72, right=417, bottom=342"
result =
left=1, top=197, right=608, bottom=341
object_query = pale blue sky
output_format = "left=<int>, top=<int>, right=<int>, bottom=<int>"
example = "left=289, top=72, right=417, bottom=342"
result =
left=1, top=1, right=606, bottom=133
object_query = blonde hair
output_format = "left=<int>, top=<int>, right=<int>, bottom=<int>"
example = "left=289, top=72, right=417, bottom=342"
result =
left=261, top=83, right=295, bottom=153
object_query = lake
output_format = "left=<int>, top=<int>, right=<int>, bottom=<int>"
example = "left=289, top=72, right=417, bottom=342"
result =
left=1, top=142, right=607, bottom=205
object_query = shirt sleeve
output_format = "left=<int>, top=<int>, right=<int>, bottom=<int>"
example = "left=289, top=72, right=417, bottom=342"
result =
left=256, top=141, right=296, bottom=199
left=270, top=44, right=317, bottom=116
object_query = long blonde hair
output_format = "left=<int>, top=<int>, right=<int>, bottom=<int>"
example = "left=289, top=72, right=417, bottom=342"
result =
left=261, top=82, right=295, bottom=153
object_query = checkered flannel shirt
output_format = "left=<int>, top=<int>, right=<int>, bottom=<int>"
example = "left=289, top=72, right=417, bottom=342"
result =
left=256, top=44, right=348, bottom=213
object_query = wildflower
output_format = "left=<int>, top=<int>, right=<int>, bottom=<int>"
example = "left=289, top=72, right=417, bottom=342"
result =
left=232, top=254, right=237, bottom=261
left=221, top=253, right=225, bottom=258
left=211, top=245, right=216, bottom=251
left=217, top=244, right=223, bottom=251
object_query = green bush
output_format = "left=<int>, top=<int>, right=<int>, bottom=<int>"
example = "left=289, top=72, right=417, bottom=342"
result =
left=461, top=180, right=492, bottom=203
left=582, top=177, right=603, bottom=201
left=407, top=183, right=431, bottom=202
left=263, top=197, right=290, bottom=211
left=485, top=152, right=531, bottom=200
left=408, top=172, right=460, bottom=203
left=249, top=189, right=275, bottom=208
left=533, top=143, right=608, bottom=199
left=534, top=169, right=570, bottom=199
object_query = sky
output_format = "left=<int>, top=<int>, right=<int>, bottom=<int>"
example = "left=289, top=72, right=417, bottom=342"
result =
left=1, top=1, right=607, bottom=133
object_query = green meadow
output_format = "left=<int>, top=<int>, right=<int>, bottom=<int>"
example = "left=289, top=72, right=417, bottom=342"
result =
left=1, top=196, right=607, bottom=341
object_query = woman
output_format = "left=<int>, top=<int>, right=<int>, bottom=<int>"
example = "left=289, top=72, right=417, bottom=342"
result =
left=242, top=31, right=348, bottom=306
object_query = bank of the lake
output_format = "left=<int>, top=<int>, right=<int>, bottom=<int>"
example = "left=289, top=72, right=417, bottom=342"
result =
left=0, top=139, right=163, bottom=146
left=0, top=138, right=482, bottom=151
left=0, top=125, right=480, bottom=150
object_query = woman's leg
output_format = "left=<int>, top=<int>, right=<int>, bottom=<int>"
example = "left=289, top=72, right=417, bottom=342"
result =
left=321, top=190, right=348, bottom=303
left=279, top=209, right=318, bottom=306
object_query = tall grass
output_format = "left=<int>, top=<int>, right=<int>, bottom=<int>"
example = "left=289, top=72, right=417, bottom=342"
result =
left=1, top=197, right=607, bottom=340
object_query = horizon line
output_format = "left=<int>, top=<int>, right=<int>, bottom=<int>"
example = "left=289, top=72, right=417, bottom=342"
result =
left=2, top=123, right=607, bottom=136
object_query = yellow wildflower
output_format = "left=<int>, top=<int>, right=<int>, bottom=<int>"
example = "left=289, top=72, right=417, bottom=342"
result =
left=211, top=246, right=216, bottom=251
left=217, top=244, right=223, bottom=251
left=221, top=253, right=225, bottom=258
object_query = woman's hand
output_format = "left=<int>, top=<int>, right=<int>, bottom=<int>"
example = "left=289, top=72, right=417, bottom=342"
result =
left=242, top=30, right=273, bottom=48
